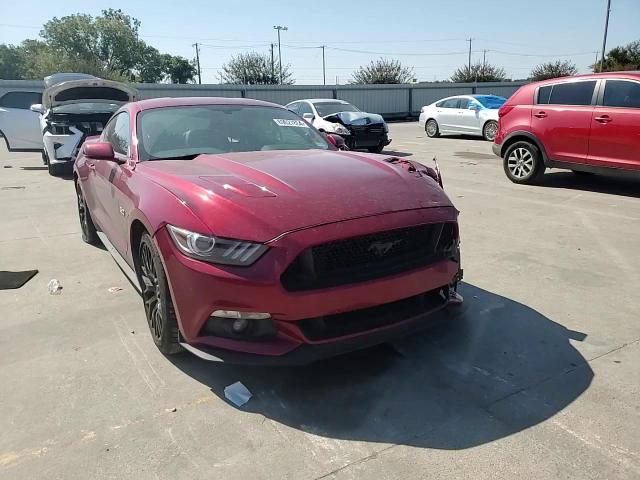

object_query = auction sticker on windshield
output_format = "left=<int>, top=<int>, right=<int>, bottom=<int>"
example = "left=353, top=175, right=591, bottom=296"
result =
left=273, top=119, right=309, bottom=127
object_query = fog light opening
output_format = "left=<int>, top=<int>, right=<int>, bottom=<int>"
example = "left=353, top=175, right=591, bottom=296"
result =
left=232, top=318, right=250, bottom=333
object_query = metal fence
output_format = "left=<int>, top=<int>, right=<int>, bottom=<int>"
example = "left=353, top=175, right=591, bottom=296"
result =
left=0, top=80, right=527, bottom=119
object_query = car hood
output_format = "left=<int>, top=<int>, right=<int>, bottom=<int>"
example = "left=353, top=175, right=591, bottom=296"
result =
left=42, top=78, right=138, bottom=109
left=322, top=111, right=385, bottom=125
left=138, top=150, right=454, bottom=242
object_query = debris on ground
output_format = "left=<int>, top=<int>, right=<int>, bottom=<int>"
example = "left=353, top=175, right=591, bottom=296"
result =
left=1, top=185, right=25, bottom=190
left=3, top=165, right=12, bottom=168
left=165, top=407, right=177, bottom=413
left=130, top=330, right=135, bottom=335
left=47, top=279, right=63, bottom=295
left=224, top=382, right=252, bottom=407
left=108, top=286, right=124, bottom=293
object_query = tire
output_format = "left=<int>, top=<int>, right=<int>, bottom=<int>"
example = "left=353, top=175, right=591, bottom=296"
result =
left=483, top=121, right=498, bottom=142
left=48, top=162, right=63, bottom=176
left=425, top=119, right=440, bottom=138
left=41, top=150, right=49, bottom=165
left=136, top=233, right=182, bottom=355
left=368, top=143, right=385, bottom=153
left=503, top=141, right=545, bottom=184
left=75, top=181, right=99, bottom=245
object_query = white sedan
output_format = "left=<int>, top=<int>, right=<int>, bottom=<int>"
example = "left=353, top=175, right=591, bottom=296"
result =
left=418, top=94, right=506, bottom=141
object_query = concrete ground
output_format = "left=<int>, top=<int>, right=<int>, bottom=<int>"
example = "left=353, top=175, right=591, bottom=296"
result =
left=0, top=123, right=638, bottom=480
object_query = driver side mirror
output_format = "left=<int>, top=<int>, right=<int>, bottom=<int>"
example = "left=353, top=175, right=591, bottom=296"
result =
left=325, top=133, right=349, bottom=151
left=302, top=113, right=314, bottom=122
left=83, top=141, right=116, bottom=161
left=30, top=104, right=44, bottom=114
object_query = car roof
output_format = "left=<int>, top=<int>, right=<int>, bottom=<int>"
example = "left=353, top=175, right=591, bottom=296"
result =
left=295, top=98, right=350, bottom=104
left=129, top=96, right=281, bottom=112
left=530, top=71, right=640, bottom=86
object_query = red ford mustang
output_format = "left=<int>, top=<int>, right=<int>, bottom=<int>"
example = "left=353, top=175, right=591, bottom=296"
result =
left=74, top=97, right=463, bottom=365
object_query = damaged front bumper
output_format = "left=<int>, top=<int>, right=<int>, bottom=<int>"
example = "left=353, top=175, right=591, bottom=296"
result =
left=43, top=127, right=83, bottom=164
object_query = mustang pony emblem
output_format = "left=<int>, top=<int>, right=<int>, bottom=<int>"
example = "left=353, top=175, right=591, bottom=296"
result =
left=368, top=240, right=403, bottom=256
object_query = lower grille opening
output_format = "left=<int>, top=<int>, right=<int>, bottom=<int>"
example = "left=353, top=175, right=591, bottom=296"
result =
left=281, top=222, right=458, bottom=292
left=298, top=286, right=448, bottom=341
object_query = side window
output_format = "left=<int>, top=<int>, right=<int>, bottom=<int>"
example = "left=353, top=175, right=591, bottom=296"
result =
left=537, top=85, right=553, bottom=104
left=603, top=80, right=640, bottom=108
left=299, top=102, right=313, bottom=116
left=458, top=98, right=471, bottom=109
left=435, top=101, right=445, bottom=107
left=287, top=102, right=300, bottom=114
left=442, top=98, right=460, bottom=109
left=104, top=113, right=130, bottom=156
left=548, top=81, right=596, bottom=106
left=0, top=91, right=43, bottom=109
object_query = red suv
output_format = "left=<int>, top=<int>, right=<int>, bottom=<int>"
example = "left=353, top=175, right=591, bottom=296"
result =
left=493, top=72, right=640, bottom=184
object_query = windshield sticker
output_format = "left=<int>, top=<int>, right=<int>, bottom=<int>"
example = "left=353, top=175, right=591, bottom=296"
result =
left=273, top=119, right=309, bottom=128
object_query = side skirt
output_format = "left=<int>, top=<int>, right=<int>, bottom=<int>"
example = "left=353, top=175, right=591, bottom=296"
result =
left=96, top=231, right=141, bottom=293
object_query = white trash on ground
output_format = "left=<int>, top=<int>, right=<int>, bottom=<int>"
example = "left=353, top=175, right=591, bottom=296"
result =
left=108, top=286, right=123, bottom=293
left=224, top=382, right=252, bottom=407
left=47, top=279, right=63, bottom=295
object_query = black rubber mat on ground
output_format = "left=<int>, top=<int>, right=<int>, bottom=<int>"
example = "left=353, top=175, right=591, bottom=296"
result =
left=0, top=270, right=38, bottom=290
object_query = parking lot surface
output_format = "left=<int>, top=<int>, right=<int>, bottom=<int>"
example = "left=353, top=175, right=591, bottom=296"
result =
left=1, top=123, right=639, bottom=480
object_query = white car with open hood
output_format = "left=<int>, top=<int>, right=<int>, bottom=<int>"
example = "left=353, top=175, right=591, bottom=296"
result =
left=31, top=73, right=138, bottom=175
left=285, top=99, right=391, bottom=153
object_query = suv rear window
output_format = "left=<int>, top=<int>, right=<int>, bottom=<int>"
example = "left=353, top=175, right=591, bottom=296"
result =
left=0, top=91, right=42, bottom=109
left=538, top=81, right=596, bottom=106
left=603, top=80, right=640, bottom=108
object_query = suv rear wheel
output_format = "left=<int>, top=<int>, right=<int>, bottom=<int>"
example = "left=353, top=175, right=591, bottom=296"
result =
left=503, top=141, right=545, bottom=184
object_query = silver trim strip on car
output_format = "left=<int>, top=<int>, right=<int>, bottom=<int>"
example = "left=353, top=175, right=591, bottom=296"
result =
left=96, top=231, right=142, bottom=292
left=179, top=342, right=224, bottom=362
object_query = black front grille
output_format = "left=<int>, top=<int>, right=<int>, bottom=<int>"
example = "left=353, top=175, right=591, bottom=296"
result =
left=281, top=222, right=457, bottom=292
left=298, top=287, right=448, bottom=341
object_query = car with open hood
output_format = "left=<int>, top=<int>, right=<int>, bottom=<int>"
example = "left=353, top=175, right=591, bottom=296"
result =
left=31, top=73, right=138, bottom=175
left=74, top=96, right=462, bottom=365
left=286, top=98, right=391, bottom=152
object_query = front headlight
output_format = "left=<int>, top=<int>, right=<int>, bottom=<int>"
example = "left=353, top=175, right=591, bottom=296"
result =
left=329, top=123, right=350, bottom=136
left=166, top=225, right=267, bottom=266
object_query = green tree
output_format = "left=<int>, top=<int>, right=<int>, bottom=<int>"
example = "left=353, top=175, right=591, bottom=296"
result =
left=137, top=46, right=167, bottom=83
left=220, top=51, right=291, bottom=85
left=530, top=60, right=577, bottom=81
left=451, top=61, right=507, bottom=83
left=0, top=44, right=27, bottom=79
left=164, top=55, right=197, bottom=84
left=40, top=9, right=142, bottom=77
left=351, top=58, right=415, bottom=84
left=593, top=40, right=640, bottom=72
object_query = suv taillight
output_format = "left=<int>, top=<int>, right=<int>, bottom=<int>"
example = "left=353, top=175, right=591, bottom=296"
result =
left=498, top=105, right=515, bottom=117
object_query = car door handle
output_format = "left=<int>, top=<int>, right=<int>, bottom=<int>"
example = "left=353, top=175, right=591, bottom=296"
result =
left=534, top=111, right=547, bottom=118
left=594, top=115, right=612, bottom=123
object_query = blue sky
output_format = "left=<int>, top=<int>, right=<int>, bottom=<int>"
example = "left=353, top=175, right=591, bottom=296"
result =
left=1, top=0, right=638, bottom=84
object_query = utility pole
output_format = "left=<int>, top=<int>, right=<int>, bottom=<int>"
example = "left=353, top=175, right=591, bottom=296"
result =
left=270, top=43, right=275, bottom=83
left=483, top=49, right=487, bottom=66
left=273, top=25, right=288, bottom=84
left=321, top=45, right=326, bottom=85
left=193, top=42, right=202, bottom=84
left=600, top=0, right=611, bottom=72
left=466, top=38, right=473, bottom=71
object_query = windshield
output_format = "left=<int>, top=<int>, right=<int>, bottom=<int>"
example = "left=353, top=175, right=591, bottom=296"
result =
left=474, top=95, right=507, bottom=109
left=137, top=104, right=330, bottom=161
left=313, top=102, right=359, bottom=117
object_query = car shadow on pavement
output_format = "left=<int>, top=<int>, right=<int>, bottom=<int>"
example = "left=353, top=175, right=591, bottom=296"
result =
left=540, top=171, right=640, bottom=199
left=169, top=283, right=592, bottom=450
left=380, top=150, right=413, bottom=157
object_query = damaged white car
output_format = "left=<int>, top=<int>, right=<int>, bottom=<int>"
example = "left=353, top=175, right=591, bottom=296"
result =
left=31, top=73, right=138, bottom=176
